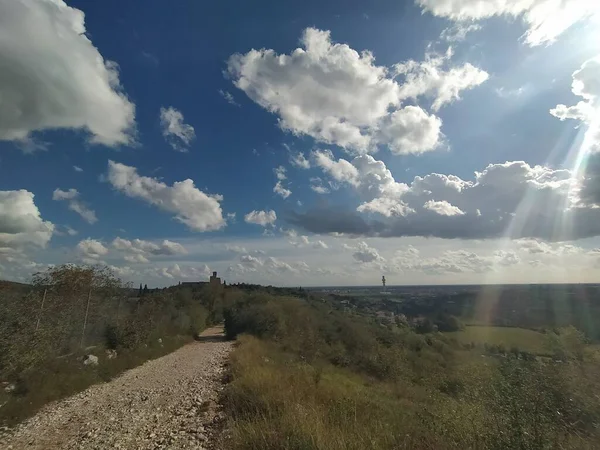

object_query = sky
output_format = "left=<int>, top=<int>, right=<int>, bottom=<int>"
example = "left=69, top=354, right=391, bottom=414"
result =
left=1, top=0, right=600, bottom=287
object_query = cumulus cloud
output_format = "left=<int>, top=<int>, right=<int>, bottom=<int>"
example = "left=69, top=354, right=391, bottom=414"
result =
left=227, top=28, right=400, bottom=153
left=232, top=254, right=300, bottom=275
left=228, top=28, right=486, bottom=156
left=423, top=199, right=465, bottom=216
left=378, top=106, right=443, bottom=155
left=154, top=263, right=212, bottom=281
left=416, top=0, right=599, bottom=46
left=52, top=188, right=97, bottom=224
left=73, top=166, right=83, bottom=173
left=77, top=238, right=108, bottom=260
left=0, top=190, right=54, bottom=254
left=273, top=181, right=292, bottom=199
left=313, top=240, right=329, bottom=249
left=347, top=241, right=385, bottom=263
left=313, top=152, right=410, bottom=216
left=107, top=161, right=225, bottom=232
left=550, top=56, right=600, bottom=153
left=111, top=237, right=187, bottom=262
left=390, top=247, right=520, bottom=275
left=312, top=150, right=359, bottom=186
left=244, top=210, right=277, bottom=227
left=393, top=49, right=489, bottom=111
left=289, top=158, right=600, bottom=241
left=159, top=107, right=196, bottom=152
left=0, top=0, right=135, bottom=147
left=273, top=166, right=292, bottom=198
left=290, top=152, right=311, bottom=169
left=274, top=166, right=287, bottom=180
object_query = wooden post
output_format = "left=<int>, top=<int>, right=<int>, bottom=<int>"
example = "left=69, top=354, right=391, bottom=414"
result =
left=35, top=288, right=47, bottom=333
left=116, top=297, right=122, bottom=326
left=81, top=287, right=92, bottom=348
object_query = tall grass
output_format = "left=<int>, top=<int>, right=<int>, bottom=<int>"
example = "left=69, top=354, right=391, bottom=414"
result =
left=221, top=293, right=600, bottom=449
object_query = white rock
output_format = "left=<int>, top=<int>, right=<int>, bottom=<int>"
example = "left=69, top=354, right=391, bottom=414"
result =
left=106, top=349, right=118, bottom=360
left=83, top=354, right=99, bottom=366
left=4, top=383, right=16, bottom=393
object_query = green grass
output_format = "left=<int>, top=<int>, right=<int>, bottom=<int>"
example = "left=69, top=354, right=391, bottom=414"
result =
left=446, top=325, right=548, bottom=354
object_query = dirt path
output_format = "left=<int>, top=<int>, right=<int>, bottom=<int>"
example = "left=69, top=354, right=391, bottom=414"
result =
left=0, top=327, right=232, bottom=450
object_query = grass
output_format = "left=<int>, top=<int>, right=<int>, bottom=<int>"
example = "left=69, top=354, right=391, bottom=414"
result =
left=223, top=335, right=487, bottom=450
left=0, top=335, right=191, bottom=427
left=221, top=294, right=600, bottom=449
left=446, top=325, right=548, bottom=354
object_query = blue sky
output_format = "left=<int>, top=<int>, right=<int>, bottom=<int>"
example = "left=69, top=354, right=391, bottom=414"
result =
left=1, top=0, right=600, bottom=286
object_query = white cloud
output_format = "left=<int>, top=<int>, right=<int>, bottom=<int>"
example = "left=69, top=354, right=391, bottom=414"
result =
left=227, top=27, right=401, bottom=153
left=390, top=247, right=520, bottom=275
left=393, top=50, right=489, bottom=111
left=273, top=181, right=292, bottom=199
left=312, top=150, right=359, bottom=186
left=159, top=106, right=196, bottom=152
left=416, top=0, right=599, bottom=46
left=313, top=153, right=410, bottom=216
left=348, top=241, right=385, bottom=263
left=52, top=188, right=97, bottom=224
left=111, top=237, right=187, bottom=259
left=65, top=226, right=78, bottom=236
left=154, top=263, right=212, bottom=281
left=77, top=238, right=108, bottom=260
left=0, top=190, right=54, bottom=254
left=550, top=56, right=600, bottom=153
left=273, top=166, right=292, bottom=198
left=313, top=240, right=328, bottom=249
left=107, top=160, right=226, bottom=232
left=310, top=184, right=330, bottom=195
left=124, top=254, right=150, bottom=264
left=440, top=23, right=482, bottom=41
left=228, top=28, right=486, bottom=156
left=0, top=0, right=135, bottom=147
left=290, top=152, right=311, bottom=169
left=225, top=244, right=248, bottom=254
left=73, top=166, right=83, bottom=173
left=218, top=89, right=240, bottom=106
left=423, top=199, right=465, bottom=216
left=290, top=158, right=600, bottom=241
left=378, top=106, right=443, bottom=155
left=274, top=166, right=287, bottom=180
left=244, top=210, right=277, bottom=227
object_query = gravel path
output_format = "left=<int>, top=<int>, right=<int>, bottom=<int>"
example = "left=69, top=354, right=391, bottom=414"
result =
left=0, top=327, right=232, bottom=450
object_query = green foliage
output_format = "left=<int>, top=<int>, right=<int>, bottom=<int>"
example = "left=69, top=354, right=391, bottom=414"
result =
left=0, top=264, right=224, bottom=426
left=221, top=290, right=600, bottom=450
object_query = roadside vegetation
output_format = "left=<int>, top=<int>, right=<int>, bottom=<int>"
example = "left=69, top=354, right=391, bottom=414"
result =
left=0, top=264, right=223, bottom=426
left=222, top=292, right=600, bottom=449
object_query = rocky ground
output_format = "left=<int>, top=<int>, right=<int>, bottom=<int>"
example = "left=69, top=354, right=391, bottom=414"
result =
left=0, top=327, right=232, bottom=450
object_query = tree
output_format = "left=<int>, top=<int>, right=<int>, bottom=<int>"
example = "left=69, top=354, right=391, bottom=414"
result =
left=138, top=283, right=143, bottom=297
left=143, top=284, right=148, bottom=295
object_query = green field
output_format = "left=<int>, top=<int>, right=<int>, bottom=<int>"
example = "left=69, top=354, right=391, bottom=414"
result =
left=447, top=325, right=548, bottom=354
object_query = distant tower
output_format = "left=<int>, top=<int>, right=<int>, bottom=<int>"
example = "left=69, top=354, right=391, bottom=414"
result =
left=382, top=275, right=386, bottom=289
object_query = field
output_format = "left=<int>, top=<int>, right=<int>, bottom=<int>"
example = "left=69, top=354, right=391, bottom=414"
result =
left=447, top=325, right=548, bottom=354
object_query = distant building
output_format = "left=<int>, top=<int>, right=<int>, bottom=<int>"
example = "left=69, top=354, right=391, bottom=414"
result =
left=179, top=271, right=223, bottom=288
left=210, top=271, right=222, bottom=286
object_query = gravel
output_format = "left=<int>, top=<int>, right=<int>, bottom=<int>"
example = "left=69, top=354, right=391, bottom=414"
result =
left=0, top=327, right=232, bottom=450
